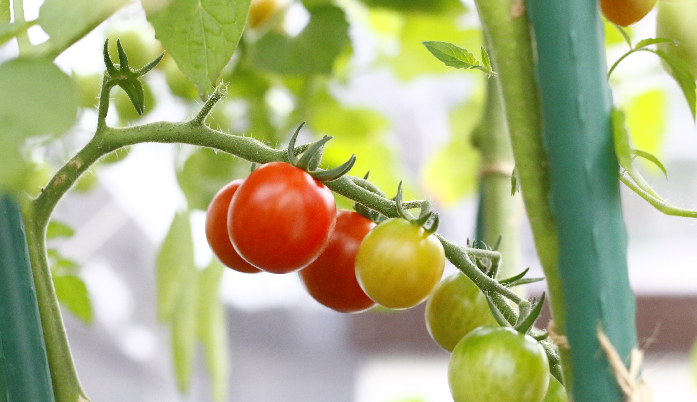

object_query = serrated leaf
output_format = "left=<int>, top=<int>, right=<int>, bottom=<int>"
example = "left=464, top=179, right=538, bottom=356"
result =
left=156, top=212, right=195, bottom=322
left=423, top=40, right=477, bottom=69
left=197, top=260, right=228, bottom=402
left=250, top=5, right=350, bottom=76
left=46, top=220, right=74, bottom=239
left=171, top=268, right=198, bottom=393
left=53, top=275, right=92, bottom=324
left=481, top=46, right=492, bottom=70
left=612, top=109, right=633, bottom=172
left=631, top=149, right=668, bottom=178
left=651, top=48, right=697, bottom=121
left=635, top=37, right=678, bottom=50
left=39, top=0, right=129, bottom=57
left=145, top=0, right=252, bottom=97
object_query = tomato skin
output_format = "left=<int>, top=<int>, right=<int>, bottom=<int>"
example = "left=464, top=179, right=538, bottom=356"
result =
left=299, top=210, right=377, bottom=313
left=425, top=272, right=497, bottom=352
left=355, top=218, right=445, bottom=309
left=205, top=180, right=262, bottom=274
left=449, top=326, right=550, bottom=402
left=542, top=376, right=568, bottom=402
left=600, top=0, right=657, bottom=27
left=228, top=162, right=337, bottom=274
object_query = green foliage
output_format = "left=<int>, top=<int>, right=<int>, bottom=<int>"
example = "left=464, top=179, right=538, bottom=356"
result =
left=652, top=48, right=697, bottom=121
left=0, top=0, right=8, bottom=24
left=250, top=5, right=350, bottom=76
left=39, top=0, right=129, bottom=56
left=176, top=147, right=250, bottom=211
left=625, top=89, right=666, bottom=172
left=0, top=21, right=34, bottom=47
left=46, top=221, right=74, bottom=239
left=423, top=42, right=495, bottom=76
left=359, top=0, right=464, bottom=14
left=53, top=275, right=92, bottom=324
left=378, top=12, right=481, bottom=80
left=105, top=24, right=162, bottom=70
left=156, top=212, right=195, bottom=322
left=0, top=59, right=77, bottom=192
left=145, top=0, right=252, bottom=97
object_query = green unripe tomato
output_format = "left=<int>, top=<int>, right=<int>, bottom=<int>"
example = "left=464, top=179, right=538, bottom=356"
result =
left=113, top=82, right=155, bottom=124
left=74, top=73, right=103, bottom=109
left=656, top=0, right=697, bottom=77
left=542, top=376, right=568, bottom=402
left=448, top=326, right=550, bottom=402
left=425, top=272, right=497, bottom=351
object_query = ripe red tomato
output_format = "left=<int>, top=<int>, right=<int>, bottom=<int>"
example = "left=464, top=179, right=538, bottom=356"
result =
left=205, top=180, right=261, bottom=274
left=448, top=326, right=550, bottom=402
left=425, top=272, right=497, bottom=351
left=228, top=162, right=337, bottom=274
left=355, top=217, right=445, bottom=309
left=299, top=210, right=377, bottom=313
left=600, top=0, right=657, bottom=27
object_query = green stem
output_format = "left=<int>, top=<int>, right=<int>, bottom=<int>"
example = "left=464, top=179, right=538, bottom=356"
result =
left=472, top=0, right=567, bottom=381
left=11, top=0, right=31, bottom=54
left=620, top=171, right=697, bottom=217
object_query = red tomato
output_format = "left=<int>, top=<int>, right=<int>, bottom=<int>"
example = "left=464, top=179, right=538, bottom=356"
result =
left=299, top=210, right=377, bottom=313
left=205, top=180, right=262, bottom=274
left=600, top=0, right=657, bottom=27
left=228, top=162, right=337, bottom=274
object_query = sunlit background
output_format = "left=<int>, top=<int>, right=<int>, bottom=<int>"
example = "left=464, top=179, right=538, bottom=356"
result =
left=4, top=0, right=697, bottom=400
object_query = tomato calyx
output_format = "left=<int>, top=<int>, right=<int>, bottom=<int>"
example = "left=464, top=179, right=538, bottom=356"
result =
left=286, top=122, right=356, bottom=182
left=103, top=39, right=164, bottom=116
left=394, top=181, right=440, bottom=234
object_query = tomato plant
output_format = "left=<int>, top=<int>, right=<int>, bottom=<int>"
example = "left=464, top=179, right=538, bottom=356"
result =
left=228, top=161, right=337, bottom=274
left=600, top=0, right=657, bottom=26
left=424, top=272, right=496, bottom=351
left=355, top=217, right=445, bottom=309
left=205, top=180, right=262, bottom=274
left=299, top=210, right=377, bottom=313
left=542, top=376, right=568, bottom=402
left=448, top=326, right=550, bottom=402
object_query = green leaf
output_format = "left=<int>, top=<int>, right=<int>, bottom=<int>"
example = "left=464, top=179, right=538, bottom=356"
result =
left=46, top=221, right=75, bottom=239
left=631, top=149, right=668, bottom=178
left=357, top=0, right=465, bottom=14
left=0, top=0, right=9, bottom=24
left=145, top=0, right=252, bottom=97
left=171, top=268, right=198, bottom=393
left=250, top=5, right=350, bottom=76
left=651, top=48, right=697, bottom=121
left=38, top=0, right=129, bottom=57
left=197, top=260, right=229, bottom=402
left=380, top=13, right=482, bottom=80
left=625, top=89, right=666, bottom=174
left=53, top=275, right=92, bottom=324
left=156, top=211, right=195, bottom=322
left=0, top=59, right=77, bottom=191
left=422, top=41, right=495, bottom=76
left=176, top=147, right=250, bottom=211
left=611, top=108, right=633, bottom=172
left=635, top=37, right=678, bottom=50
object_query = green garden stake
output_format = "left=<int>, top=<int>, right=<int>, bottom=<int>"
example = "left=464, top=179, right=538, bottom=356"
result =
left=527, top=0, right=639, bottom=400
left=0, top=195, right=55, bottom=402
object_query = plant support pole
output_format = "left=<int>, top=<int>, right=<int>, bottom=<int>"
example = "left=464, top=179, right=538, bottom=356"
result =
left=527, top=0, right=638, bottom=400
left=0, top=195, right=55, bottom=402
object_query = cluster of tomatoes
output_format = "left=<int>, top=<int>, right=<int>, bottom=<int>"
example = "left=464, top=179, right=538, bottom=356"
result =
left=204, top=136, right=563, bottom=402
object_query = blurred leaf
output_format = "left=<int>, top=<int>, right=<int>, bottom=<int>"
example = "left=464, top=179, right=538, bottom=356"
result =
left=39, top=0, right=129, bottom=56
left=53, top=275, right=92, bottom=324
left=176, top=147, right=250, bottom=211
left=358, top=0, right=464, bottom=14
left=171, top=267, right=198, bottom=393
left=197, top=260, right=229, bottom=402
left=101, top=147, right=132, bottom=164
left=0, top=0, right=8, bottom=24
left=308, top=89, right=389, bottom=141
left=223, top=68, right=277, bottom=142
left=651, top=48, right=696, bottom=121
left=421, top=95, right=483, bottom=204
left=605, top=21, right=631, bottom=47
left=382, top=13, right=481, bottom=80
left=46, top=221, right=74, bottom=239
left=612, top=109, right=633, bottom=172
left=625, top=89, right=666, bottom=173
left=0, top=59, right=77, bottom=192
left=161, top=54, right=200, bottom=100
left=250, top=5, right=350, bottom=76
left=156, top=211, right=195, bottom=322
left=0, top=21, right=33, bottom=46
left=146, top=0, right=252, bottom=97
